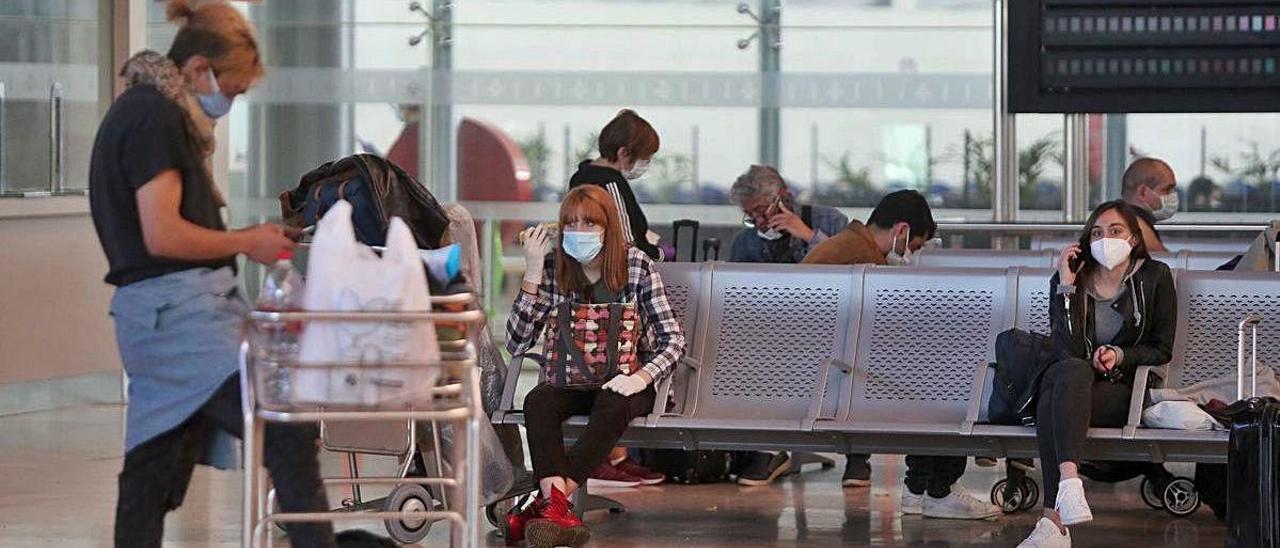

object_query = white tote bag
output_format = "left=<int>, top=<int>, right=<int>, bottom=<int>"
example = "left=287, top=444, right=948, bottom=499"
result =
left=1141, top=401, right=1225, bottom=431
left=294, top=200, right=441, bottom=406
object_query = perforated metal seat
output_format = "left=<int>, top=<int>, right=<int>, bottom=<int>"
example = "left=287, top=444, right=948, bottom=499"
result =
left=652, top=262, right=856, bottom=435
left=811, top=267, right=1010, bottom=455
left=1172, top=270, right=1280, bottom=390
left=914, top=249, right=1055, bottom=269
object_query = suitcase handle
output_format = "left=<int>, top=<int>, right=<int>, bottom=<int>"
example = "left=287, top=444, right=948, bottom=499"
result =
left=672, top=219, right=699, bottom=263
left=702, top=237, right=720, bottom=261
left=1238, top=314, right=1263, bottom=401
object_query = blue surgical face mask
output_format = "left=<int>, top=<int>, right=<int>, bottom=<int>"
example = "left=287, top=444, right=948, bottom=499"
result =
left=561, top=230, right=604, bottom=263
left=197, top=68, right=233, bottom=119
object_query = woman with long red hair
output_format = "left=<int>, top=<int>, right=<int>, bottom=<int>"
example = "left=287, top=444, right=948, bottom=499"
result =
left=505, top=185, right=685, bottom=547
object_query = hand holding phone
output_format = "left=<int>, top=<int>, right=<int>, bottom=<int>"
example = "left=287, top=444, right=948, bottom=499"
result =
left=1058, top=244, right=1082, bottom=286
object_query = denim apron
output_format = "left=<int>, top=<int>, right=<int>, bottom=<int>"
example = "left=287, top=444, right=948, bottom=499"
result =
left=110, top=266, right=244, bottom=468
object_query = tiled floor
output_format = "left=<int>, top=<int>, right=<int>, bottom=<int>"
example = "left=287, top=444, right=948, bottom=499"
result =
left=0, top=404, right=1225, bottom=547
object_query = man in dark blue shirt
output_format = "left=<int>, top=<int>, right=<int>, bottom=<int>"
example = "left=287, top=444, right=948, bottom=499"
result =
left=728, top=165, right=848, bottom=264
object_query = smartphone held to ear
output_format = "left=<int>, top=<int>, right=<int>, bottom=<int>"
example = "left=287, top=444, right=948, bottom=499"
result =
left=518, top=222, right=559, bottom=246
left=1068, top=253, right=1084, bottom=273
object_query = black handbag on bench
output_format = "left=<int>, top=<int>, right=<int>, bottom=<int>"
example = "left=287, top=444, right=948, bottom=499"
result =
left=988, top=329, right=1054, bottom=426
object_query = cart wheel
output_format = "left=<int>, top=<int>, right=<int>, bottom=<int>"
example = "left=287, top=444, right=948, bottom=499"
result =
left=491, top=492, right=537, bottom=538
left=485, top=502, right=502, bottom=529
left=1140, top=476, right=1165, bottom=509
left=486, top=495, right=517, bottom=529
left=991, top=479, right=1024, bottom=514
left=383, top=484, right=435, bottom=544
left=1018, top=477, right=1040, bottom=511
left=1163, top=478, right=1201, bottom=517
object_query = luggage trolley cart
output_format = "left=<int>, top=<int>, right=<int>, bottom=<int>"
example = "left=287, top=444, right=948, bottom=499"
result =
left=240, top=299, right=487, bottom=548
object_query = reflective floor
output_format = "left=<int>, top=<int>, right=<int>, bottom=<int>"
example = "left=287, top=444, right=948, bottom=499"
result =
left=0, top=404, right=1225, bottom=547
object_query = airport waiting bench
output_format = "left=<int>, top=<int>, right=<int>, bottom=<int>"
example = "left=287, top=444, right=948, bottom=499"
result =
left=913, top=248, right=1239, bottom=272
left=492, top=260, right=1280, bottom=477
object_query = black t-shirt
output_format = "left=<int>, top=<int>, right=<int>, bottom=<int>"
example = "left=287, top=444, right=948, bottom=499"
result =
left=568, top=161, right=661, bottom=260
left=89, top=85, right=235, bottom=287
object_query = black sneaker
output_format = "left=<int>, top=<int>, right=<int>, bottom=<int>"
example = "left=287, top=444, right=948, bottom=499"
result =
left=842, top=454, right=872, bottom=487
left=736, top=451, right=792, bottom=486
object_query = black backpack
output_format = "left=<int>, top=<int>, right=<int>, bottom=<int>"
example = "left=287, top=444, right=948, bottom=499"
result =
left=636, top=448, right=733, bottom=484
left=988, top=329, right=1054, bottom=426
left=281, top=154, right=450, bottom=250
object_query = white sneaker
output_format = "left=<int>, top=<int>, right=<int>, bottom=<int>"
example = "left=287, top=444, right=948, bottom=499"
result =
left=922, top=488, right=1000, bottom=520
left=1017, top=517, right=1071, bottom=548
left=1055, top=478, right=1093, bottom=525
left=901, top=491, right=923, bottom=515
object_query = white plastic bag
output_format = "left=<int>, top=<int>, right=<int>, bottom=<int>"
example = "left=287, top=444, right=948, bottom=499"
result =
left=294, top=200, right=440, bottom=406
left=1141, top=400, right=1224, bottom=431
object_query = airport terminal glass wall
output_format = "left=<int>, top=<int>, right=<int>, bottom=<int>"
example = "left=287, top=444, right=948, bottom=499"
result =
left=782, top=0, right=994, bottom=218
left=1121, top=113, right=1280, bottom=222
left=125, top=0, right=1280, bottom=321
left=0, top=1, right=103, bottom=194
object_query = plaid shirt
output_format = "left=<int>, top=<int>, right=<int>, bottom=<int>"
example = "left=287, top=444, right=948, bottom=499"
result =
left=506, top=246, right=685, bottom=381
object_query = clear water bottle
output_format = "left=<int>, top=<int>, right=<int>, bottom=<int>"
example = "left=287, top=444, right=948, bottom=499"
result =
left=256, top=251, right=305, bottom=402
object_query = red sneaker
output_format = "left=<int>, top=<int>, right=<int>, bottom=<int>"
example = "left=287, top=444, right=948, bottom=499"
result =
left=585, top=462, right=644, bottom=488
left=525, top=487, right=590, bottom=548
left=504, top=494, right=541, bottom=546
left=613, top=458, right=666, bottom=485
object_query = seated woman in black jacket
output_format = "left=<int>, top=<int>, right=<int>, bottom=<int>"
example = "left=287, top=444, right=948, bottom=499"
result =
left=1018, top=201, right=1177, bottom=548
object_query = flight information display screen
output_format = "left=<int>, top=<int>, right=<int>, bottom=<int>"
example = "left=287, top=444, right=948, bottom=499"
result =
left=1009, top=0, right=1280, bottom=113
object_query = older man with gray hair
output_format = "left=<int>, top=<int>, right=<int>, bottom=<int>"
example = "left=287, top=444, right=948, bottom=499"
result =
left=728, top=165, right=848, bottom=264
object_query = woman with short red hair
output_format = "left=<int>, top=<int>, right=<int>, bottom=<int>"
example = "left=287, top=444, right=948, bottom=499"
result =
left=505, top=185, right=685, bottom=547
left=569, top=109, right=663, bottom=260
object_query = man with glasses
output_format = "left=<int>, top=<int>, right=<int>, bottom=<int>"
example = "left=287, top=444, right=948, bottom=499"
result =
left=728, top=165, right=849, bottom=264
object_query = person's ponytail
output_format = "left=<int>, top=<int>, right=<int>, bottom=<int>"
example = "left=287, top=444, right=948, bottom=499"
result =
left=165, top=0, right=264, bottom=86
left=166, top=0, right=195, bottom=23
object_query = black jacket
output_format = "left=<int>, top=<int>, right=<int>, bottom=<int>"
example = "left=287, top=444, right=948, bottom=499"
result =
left=568, top=161, right=661, bottom=260
left=1048, top=258, right=1177, bottom=383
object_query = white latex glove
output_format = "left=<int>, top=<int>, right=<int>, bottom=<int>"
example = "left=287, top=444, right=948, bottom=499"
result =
left=521, top=224, right=552, bottom=284
left=602, top=374, right=649, bottom=397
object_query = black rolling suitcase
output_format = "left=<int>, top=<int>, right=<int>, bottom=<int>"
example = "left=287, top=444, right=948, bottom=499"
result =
left=671, top=219, right=719, bottom=262
left=1226, top=315, right=1280, bottom=548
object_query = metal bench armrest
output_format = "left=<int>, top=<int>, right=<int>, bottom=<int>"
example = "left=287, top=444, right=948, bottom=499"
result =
left=652, top=356, right=701, bottom=424
left=1122, top=364, right=1168, bottom=439
left=493, top=351, right=543, bottom=422
left=802, top=358, right=853, bottom=430
left=961, top=362, right=995, bottom=434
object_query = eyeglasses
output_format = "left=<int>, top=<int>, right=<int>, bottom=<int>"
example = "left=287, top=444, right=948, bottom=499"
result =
left=741, top=197, right=783, bottom=229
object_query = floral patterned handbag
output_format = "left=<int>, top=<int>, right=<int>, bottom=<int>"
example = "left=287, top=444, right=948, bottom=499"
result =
left=544, top=300, right=640, bottom=389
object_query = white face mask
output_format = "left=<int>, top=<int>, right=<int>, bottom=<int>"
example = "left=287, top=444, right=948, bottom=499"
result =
left=622, top=159, right=650, bottom=181
left=1090, top=237, right=1133, bottom=270
left=885, top=228, right=916, bottom=266
left=1152, top=191, right=1179, bottom=221
left=756, top=228, right=784, bottom=241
